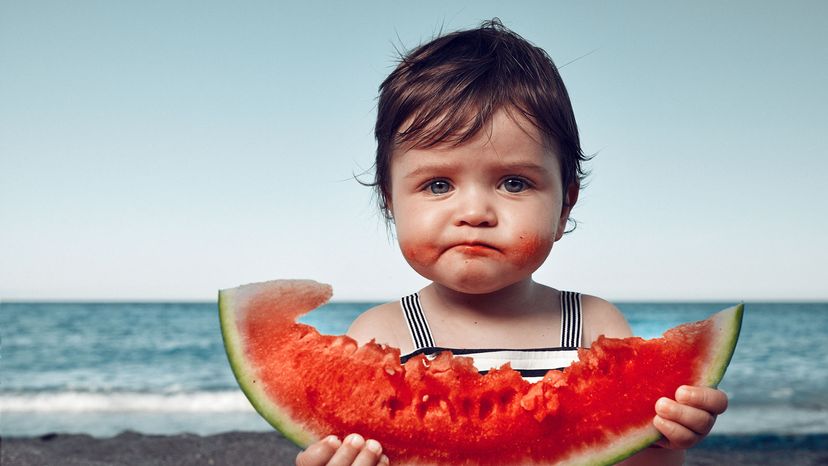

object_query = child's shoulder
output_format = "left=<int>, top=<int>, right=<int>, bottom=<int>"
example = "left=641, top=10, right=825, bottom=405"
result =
left=347, top=300, right=414, bottom=354
left=579, top=294, right=634, bottom=343
left=345, top=292, right=633, bottom=351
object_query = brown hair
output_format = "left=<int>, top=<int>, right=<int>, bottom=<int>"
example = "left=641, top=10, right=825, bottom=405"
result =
left=371, top=19, right=588, bottom=227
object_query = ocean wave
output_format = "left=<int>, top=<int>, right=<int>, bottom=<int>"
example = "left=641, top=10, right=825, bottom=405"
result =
left=0, top=390, right=256, bottom=413
left=713, top=405, right=828, bottom=434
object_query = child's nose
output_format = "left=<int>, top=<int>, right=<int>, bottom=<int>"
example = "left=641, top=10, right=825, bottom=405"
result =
left=454, top=190, right=498, bottom=227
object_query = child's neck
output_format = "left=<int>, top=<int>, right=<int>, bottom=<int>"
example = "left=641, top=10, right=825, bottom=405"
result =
left=426, top=277, right=543, bottom=319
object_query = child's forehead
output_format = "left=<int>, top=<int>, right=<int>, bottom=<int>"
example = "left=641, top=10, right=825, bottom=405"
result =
left=392, top=108, right=559, bottom=161
left=394, top=107, right=553, bottom=154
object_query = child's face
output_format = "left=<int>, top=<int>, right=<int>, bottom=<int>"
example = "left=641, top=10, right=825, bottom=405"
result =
left=388, top=109, right=576, bottom=294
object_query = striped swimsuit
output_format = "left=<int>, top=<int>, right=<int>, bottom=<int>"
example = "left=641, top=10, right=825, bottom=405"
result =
left=399, top=291, right=583, bottom=382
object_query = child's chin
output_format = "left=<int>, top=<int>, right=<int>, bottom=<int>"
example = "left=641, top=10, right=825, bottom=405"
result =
left=441, top=273, right=524, bottom=295
left=412, top=260, right=528, bottom=294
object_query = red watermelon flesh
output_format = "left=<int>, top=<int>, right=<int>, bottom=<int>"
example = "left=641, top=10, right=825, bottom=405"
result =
left=219, top=280, right=743, bottom=466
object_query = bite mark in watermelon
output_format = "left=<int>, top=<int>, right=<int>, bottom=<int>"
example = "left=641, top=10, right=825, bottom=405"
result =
left=219, top=280, right=743, bottom=465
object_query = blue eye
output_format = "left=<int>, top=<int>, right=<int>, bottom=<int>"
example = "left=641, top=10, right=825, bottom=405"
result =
left=502, top=177, right=529, bottom=193
left=428, top=180, right=452, bottom=194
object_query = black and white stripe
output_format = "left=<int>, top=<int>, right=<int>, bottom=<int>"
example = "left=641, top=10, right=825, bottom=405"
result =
left=400, top=293, right=435, bottom=349
left=399, top=290, right=584, bottom=382
left=559, top=291, right=582, bottom=348
left=400, top=346, right=581, bottom=381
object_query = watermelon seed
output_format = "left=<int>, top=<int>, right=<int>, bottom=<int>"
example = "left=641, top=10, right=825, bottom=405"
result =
left=479, top=396, right=494, bottom=419
left=385, top=397, right=404, bottom=418
left=499, top=389, right=516, bottom=406
left=415, top=401, right=427, bottom=419
left=422, top=394, right=429, bottom=403
left=460, top=398, right=473, bottom=416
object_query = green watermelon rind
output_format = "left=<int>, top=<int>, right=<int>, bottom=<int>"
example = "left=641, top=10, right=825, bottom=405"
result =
left=564, top=426, right=660, bottom=466
left=219, top=282, right=744, bottom=466
left=700, top=303, right=744, bottom=388
left=218, top=285, right=321, bottom=448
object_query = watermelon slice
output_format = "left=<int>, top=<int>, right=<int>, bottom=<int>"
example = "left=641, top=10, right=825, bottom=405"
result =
left=219, top=279, right=743, bottom=466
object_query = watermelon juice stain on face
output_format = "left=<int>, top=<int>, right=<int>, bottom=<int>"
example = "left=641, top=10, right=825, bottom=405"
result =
left=508, top=233, right=553, bottom=269
left=400, top=244, right=440, bottom=268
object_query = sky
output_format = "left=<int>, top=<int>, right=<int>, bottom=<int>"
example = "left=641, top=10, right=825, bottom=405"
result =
left=1, top=0, right=826, bottom=302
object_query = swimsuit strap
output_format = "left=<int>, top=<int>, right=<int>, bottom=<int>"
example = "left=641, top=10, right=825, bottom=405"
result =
left=559, top=291, right=583, bottom=347
left=401, top=291, right=583, bottom=350
left=400, top=293, right=435, bottom=350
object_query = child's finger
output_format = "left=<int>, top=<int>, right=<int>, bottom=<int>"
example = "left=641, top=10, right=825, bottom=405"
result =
left=327, top=433, right=368, bottom=466
left=351, top=439, right=384, bottom=466
left=653, top=414, right=701, bottom=450
left=655, top=397, right=716, bottom=436
left=675, top=385, right=728, bottom=414
left=296, top=435, right=341, bottom=466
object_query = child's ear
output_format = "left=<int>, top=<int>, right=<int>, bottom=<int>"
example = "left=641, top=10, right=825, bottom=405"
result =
left=555, top=182, right=580, bottom=240
left=564, top=181, right=580, bottom=210
left=385, top=195, right=394, bottom=222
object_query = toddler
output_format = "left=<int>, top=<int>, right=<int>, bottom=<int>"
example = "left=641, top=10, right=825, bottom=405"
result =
left=296, top=20, right=727, bottom=466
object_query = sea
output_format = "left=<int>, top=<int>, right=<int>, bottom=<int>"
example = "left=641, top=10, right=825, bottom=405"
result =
left=1, top=301, right=826, bottom=438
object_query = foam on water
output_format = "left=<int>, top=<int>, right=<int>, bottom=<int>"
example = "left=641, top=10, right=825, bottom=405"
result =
left=714, top=405, right=828, bottom=435
left=0, top=390, right=253, bottom=412
left=1, top=411, right=273, bottom=437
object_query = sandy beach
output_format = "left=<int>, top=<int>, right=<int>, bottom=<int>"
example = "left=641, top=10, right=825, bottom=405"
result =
left=3, top=431, right=827, bottom=466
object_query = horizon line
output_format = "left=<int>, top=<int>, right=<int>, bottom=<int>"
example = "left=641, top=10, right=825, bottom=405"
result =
left=3, top=297, right=827, bottom=304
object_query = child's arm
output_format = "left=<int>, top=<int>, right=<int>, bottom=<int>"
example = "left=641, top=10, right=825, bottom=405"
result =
left=295, top=434, right=388, bottom=466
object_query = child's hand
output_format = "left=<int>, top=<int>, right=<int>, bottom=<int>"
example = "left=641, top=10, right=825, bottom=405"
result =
left=653, top=385, right=729, bottom=450
left=295, top=434, right=389, bottom=466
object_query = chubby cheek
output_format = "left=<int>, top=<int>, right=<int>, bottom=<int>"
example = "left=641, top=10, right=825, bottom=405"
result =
left=399, top=239, right=441, bottom=270
left=394, top=207, right=445, bottom=270
left=509, top=232, right=553, bottom=269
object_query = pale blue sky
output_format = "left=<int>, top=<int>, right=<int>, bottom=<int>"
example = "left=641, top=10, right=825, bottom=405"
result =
left=1, top=1, right=826, bottom=301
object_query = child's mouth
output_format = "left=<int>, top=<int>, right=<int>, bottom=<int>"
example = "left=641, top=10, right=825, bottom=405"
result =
left=453, top=242, right=500, bottom=255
